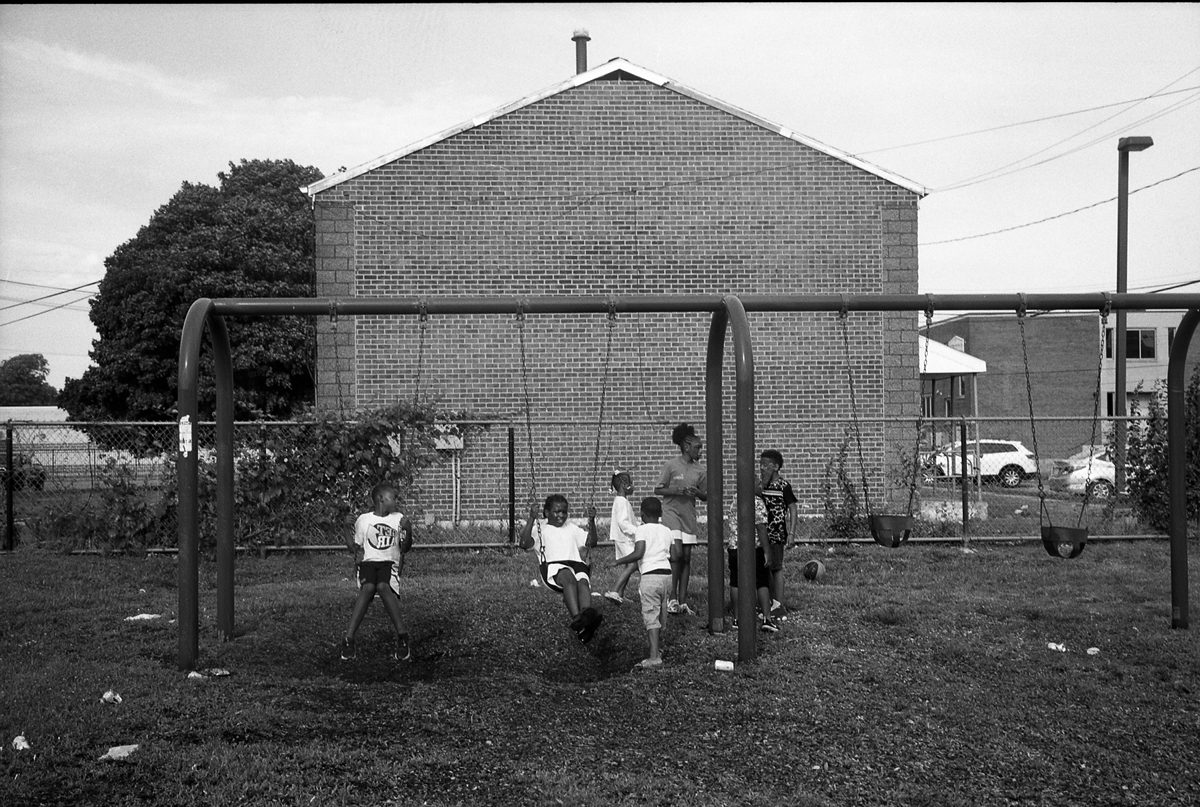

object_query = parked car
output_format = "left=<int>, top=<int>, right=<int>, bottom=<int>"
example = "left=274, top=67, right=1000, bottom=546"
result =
left=925, top=439, right=1039, bottom=488
left=0, top=452, right=47, bottom=491
left=1050, top=449, right=1117, bottom=500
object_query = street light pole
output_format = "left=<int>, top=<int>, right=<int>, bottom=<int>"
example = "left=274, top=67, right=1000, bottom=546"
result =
left=1115, top=135, right=1153, bottom=495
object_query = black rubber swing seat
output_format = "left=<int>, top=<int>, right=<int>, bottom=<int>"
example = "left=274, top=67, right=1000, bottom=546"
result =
left=1041, top=525, right=1087, bottom=559
left=870, top=514, right=914, bottom=548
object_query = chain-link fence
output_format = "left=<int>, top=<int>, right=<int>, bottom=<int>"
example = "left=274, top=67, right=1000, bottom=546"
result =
left=3, top=414, right=1177, bottom=553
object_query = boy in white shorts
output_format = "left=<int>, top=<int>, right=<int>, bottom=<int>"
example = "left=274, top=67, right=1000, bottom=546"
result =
left=614, top=496, right=674, bottom=669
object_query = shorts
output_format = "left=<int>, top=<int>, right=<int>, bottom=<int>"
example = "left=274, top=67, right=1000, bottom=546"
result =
left=670, top=529, right=698, bottom=546
left=727, top=547, right=770, bottom=590
left=358, top=560, right=394, bottom=587
left=613, top=536, right=635, bottom=560
left=539, top=560, right=591, bottom=594
left=766, top=542, right=785, bottom=572
left=638, top=571, right=671, bottom=630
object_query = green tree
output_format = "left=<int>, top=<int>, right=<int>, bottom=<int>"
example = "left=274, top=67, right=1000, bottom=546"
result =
left=0, top=353, right=58, bottom=405
left=59, top=159, right=323, bottom=430
left=1123, top=368, right=1200, bottom=531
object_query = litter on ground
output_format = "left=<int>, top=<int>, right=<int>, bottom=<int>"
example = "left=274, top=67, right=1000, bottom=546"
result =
left=124, top=613, right=163, bottom=622
left=99, top=744, right=139, bottom=761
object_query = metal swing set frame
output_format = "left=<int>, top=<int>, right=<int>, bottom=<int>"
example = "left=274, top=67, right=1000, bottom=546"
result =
left=176, top=292, right=1199, bottom=669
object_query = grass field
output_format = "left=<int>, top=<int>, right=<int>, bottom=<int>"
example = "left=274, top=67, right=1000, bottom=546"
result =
left=2, top=539, right=1198, bottom=806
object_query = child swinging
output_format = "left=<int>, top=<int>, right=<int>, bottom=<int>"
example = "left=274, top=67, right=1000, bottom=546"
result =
left=519, top=493, right=603, bottom=644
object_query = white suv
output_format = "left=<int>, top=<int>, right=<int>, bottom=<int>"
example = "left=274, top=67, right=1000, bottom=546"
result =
left=927, top=439, right=1039, bottom=488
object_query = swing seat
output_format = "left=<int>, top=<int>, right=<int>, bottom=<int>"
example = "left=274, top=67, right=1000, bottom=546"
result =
left=870, top=515, right=913, bottom=548
left=1041, top=525, right=1086, bottom=559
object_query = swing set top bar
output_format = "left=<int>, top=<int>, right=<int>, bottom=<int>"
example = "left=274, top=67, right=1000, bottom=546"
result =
left=207, top=292, right=1200, bottom=317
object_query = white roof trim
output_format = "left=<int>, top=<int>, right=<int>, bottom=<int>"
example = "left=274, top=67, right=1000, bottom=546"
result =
left=302, top=57, right=927, bottom=197
left=920, top=335, right=987, bottom=376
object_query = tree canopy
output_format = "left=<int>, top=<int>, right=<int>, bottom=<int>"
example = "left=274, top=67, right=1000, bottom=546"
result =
left=0, top=353, right=59, bottom=406
left=60, top=159, right=324, bottom=424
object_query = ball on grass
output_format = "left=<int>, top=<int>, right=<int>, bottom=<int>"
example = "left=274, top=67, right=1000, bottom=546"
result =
left=802, top=560, right=825, bottom=581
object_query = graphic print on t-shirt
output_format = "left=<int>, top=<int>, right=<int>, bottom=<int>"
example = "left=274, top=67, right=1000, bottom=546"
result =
left=368, top=522, right=399, bottom=551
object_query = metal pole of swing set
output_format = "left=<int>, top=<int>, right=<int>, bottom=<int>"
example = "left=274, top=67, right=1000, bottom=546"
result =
left=1115, top=135, right=1153, bottom=496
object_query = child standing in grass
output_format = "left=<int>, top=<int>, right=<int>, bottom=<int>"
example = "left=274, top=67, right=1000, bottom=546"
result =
left=655, top=422, right=706, bottom=617
left=759, top=449, right=798, bottom=621
left=726, top=485, right=778, bottom=633
left=603, top=470, right=640, bottom=605
left=341, top=481, right=413, bottom=662
left=614, top=496, right=675, bottom=668
left=519, top=494, right=603, bottom=644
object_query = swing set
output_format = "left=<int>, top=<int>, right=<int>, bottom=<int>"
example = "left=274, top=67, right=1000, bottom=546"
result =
left=176, top=292, right=1199, bottom=670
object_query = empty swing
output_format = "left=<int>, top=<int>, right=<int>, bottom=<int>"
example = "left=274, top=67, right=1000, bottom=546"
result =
left=838, top=304, right=926, bottom=547
left=1016, top=297, right=1107, bottom=559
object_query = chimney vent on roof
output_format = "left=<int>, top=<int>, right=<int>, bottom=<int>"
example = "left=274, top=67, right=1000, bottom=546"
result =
left=572, top=29, right=590, bottom=74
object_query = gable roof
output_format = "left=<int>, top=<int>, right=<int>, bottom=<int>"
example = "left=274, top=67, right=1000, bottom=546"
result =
left=302, top=57, right=927, bottom=197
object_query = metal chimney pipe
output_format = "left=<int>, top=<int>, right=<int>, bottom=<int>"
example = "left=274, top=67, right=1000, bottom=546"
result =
left=572, top=29, right=590, bottom=74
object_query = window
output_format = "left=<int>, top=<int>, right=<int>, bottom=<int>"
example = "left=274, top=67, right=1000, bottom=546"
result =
left=1168, top=327, right=1176, bottom=354
left=922, top=394, right=933, bottom=418
left=1104, top=327, right=1156, bottom=359
left=957, top=376, right=966, bottom=398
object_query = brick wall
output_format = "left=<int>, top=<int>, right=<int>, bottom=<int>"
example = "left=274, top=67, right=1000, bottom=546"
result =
left=313, top=75, right=920, bottom=520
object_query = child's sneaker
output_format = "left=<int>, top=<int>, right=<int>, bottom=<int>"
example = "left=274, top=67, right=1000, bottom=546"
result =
left=394, top=634, right=411, bottom=662
left=603, top=591, right=624, bottom=605
left=760, top=618, right=780, bottom=634
left=577, top=608, right=603, bottom=644
left=666, top=599, right=680, bottom=614
left=677, top=602, right=697, bottom=616
left=339, top=638, right=356, bottom=661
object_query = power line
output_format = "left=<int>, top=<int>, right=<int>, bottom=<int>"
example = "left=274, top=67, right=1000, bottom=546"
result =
left=856, top=83, right=1200, bottom=156
left=920, top=165, right=1200, bottom=246
left=929, top=66, right=1200, bottom=194
left=1, top=278, right=101, bottom=292
left=0, top=283, right=97, bottom=312
left=0, top=294, right=94, bottom=328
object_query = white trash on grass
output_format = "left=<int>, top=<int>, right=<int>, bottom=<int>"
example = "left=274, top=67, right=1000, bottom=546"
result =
left=1087, top=647, right=1101, bottom=655
left=99, top=744, right=139, bottom=761
left=12, top=734, right=31, bottom=751
left=124, top=613, right=164, bottom=622
left=1047, top=642, right=1068, bottom=652
left=100, top=690, right=122, bottom=704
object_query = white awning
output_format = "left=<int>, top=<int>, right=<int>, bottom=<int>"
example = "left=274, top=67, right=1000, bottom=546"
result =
left=919, top=335, right=986, bottom=376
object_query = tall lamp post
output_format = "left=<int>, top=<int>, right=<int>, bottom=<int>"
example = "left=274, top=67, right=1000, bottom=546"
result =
left=1115, top=135, right=1153, bottom=495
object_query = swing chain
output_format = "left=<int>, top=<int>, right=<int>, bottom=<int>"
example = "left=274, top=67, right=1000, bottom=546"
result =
left=328, top=301, right=345, bottom=418
left=515, top=301, right=537, bottom=508
left=838, top=308, right=872, bottom=516
left=907, top=306, right=935, bottom=514
left=1016, top=304, right=1049, bottom=521
left=1077, top=307, right=1109, bottom=526
left=413, top=300, right=428, bottom=407
left=588, top=300, right=618, bottom=508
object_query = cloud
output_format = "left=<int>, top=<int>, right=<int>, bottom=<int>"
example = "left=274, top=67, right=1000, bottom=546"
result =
left=2, top=36, right=222, bottom=104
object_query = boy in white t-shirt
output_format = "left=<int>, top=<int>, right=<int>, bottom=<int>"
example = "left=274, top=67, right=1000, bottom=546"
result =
left=341, top=481, right=413, bottom=662
left=519, top=494, right=603, bottom=644
left=614, top=496, right=674, bottom=669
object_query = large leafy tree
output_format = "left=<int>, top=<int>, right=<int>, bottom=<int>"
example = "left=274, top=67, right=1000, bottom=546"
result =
left=60, top=159, right=323, bottom=425
left=0, top=353, right=58, bottom=405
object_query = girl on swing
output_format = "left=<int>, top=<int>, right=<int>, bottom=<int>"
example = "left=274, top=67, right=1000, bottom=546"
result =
left=519, top=494, right=603, bottom=643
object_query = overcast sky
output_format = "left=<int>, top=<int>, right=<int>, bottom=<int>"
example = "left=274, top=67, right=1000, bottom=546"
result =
left=2, top=3, right=1198, bottom=388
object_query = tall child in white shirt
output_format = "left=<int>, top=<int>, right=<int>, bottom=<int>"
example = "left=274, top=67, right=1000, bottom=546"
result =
left=341, top=481, right=413, bottom=662
left=519, top=494, right=602, bottom=643
left=603, top=471, right=640, bottom=605
left=614, top=496, right=675, bottom=669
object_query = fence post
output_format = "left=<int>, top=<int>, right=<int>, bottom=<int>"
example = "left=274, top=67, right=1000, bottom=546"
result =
left=959, top=418, right=970, bottom=539
left=4, top=422, right=13, bottom=551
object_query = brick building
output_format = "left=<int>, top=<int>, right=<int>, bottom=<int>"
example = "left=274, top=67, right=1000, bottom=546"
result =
left=303, top=57, right=925, bottom=523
